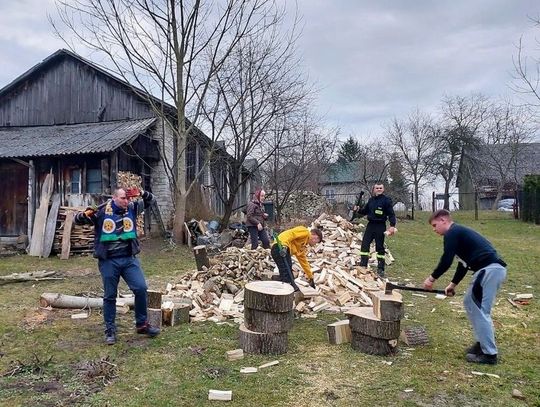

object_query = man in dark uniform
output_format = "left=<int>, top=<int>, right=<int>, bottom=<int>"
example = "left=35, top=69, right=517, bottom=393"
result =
left=74, top=187, right=160, bottom=345
left=423, top=209, right=507, bottom=365
left=354, top=183, right=397, bottom=277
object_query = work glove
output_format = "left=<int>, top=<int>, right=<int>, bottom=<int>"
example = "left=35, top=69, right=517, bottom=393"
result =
left=308, top=278, right=316, bottom=289
left=125, top=187, right=141, bottom=198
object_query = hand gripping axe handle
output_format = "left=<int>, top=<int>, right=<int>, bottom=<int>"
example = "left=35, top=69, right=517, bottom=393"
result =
left=384, top=281, right=446, bottom=295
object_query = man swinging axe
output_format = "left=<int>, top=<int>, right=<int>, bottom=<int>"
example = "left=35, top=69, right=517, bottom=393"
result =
left=423, top=209, right=507, bottom=365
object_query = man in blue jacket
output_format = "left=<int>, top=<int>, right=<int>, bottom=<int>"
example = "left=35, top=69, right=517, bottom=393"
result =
left=354, top=183, right=397, bottom=277
left=423, top=209, right=507, bottom=365
left=75, top=187, right=160, bottom=345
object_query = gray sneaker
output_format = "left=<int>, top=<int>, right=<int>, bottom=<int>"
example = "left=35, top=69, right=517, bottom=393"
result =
left=104, top=329, right=116, bottom=345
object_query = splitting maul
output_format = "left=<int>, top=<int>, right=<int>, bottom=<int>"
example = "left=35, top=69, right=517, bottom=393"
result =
left=384, top=281, right=446, bottom=295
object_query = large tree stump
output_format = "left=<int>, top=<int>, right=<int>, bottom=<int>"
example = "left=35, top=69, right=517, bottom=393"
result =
left=239, top=324, right=288, bottom=355
left=351, top=331, right=398, bottom=356
left=346, top=307, right=401, bottom=340
left=244, top=307, right=294, bottom=334
left=243, top=281, right=294, bottom=313
left=371, top=291, right=404, bottom=321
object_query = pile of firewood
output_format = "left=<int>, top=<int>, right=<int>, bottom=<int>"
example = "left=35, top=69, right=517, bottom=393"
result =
left=53, top=207, right=94, bottom=254
left=162, top=213, right=394, bottom=322
left=117, top=171, right=144, bottom=236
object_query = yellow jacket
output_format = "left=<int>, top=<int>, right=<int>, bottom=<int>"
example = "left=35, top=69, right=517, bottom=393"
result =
left=276, top=226, right=313, bottom=279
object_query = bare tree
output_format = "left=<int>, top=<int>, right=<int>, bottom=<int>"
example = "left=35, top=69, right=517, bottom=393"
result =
left=201, top=16, right=313, bottom=227
left=385, top=109, right=436, bottom=209
left=479, top=102, right=536, bottom=209
left=433, top=93, right=490, bottom=209
left=52, top=0, right=283, bottom=242
left=262, top=113, right=338, bottom=223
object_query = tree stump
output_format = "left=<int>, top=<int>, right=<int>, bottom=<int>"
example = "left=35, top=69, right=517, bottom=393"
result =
left=371, top=291, right=404, bottom=321
left=239, top=324, right=288, bottom=355
left=243, top=281, right=294, bottom=312
left=327, top=320, right=352, bottom=345
left=193, top=245, right=210, bottom=271
left=351, top=331, right=398, bottom=356
left=147, top=290, right=163, bottom=309
left=244, top=307, right=294, bottom=333
left=346, top=307, right=401, bottom=340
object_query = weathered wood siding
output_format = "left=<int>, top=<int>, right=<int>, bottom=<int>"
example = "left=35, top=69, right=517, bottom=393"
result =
left=0, top=55, right=153, bottom=126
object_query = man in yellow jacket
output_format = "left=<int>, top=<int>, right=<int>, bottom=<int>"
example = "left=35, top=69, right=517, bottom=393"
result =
left=271, top=226, right=323, bottom=291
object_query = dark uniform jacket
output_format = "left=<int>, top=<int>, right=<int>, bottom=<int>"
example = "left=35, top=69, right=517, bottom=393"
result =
left=358, top=194, right=396, bottom=226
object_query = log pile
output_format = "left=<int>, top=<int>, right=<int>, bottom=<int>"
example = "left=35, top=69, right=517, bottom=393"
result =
left=117, top=171, right=144, bottom=237
left=345, top=291, right=403, bottom=356
left=53, top=207, right=95, bottom=255
left=239, top=281, right=294, bottom=355
left=161, top=213, right=395, bottom=322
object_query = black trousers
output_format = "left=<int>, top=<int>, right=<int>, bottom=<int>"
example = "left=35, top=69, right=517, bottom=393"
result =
left=247, top=226, right=270, bottom=249
left=270, top=244, right=299, bottom=291
left=360, top=222, right=386, bottom=259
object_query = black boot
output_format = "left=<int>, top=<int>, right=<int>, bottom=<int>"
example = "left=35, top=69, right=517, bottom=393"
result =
left=465, top=342, right=482, bottom=355
left=377, top=259, right=385, bottom=278
left=358, top=255, right=368, bottom=268
left=466, top=352, right=498, bottom=365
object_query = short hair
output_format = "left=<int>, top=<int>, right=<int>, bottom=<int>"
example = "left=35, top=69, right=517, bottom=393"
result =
left=428, top=209, right=451, bottom=223
left=311, top=227, right=323, bottom=242
left=113, top=188, right=126, bottom=197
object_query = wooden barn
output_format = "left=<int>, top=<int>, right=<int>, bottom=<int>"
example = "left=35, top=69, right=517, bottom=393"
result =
left=0, top=49, right=251, bottom=243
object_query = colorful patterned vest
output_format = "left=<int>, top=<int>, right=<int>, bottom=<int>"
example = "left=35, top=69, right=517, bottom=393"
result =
left=99, top=200, right=137, bottom=242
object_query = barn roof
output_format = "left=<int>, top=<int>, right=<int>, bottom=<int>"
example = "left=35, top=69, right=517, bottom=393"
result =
left=0, top=118, right=156, bottom=158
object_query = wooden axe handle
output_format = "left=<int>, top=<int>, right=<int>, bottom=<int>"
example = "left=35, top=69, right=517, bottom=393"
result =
left=384, top=282, right=446, bottom=295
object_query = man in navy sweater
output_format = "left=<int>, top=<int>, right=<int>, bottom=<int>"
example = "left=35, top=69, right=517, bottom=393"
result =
left=354, top=183, right=397, bottom=277
left=423, top=209, right=507, bottom=365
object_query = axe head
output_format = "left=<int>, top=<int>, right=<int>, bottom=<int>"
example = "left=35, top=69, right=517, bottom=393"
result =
left=384, top=281, right=398, bottom=295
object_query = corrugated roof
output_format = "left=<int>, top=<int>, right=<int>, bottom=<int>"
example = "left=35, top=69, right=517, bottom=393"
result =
left=0, top=118, right=156, bottom=158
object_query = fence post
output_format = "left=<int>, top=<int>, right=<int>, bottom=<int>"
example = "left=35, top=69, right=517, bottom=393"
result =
left=474, top=190, right=479, bottom=221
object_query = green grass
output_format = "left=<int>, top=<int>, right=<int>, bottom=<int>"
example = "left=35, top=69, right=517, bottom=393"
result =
left=0, top=211, right=538, bottom=406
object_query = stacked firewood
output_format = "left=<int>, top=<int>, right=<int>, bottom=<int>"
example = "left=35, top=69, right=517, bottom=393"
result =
left=53, top=207, right=94, bottom=254
left=163, top=213, right=394, bottom=322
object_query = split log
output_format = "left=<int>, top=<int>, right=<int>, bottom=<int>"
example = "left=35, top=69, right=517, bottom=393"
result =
left=327, top=320, right=352, bottom=345
left=351, top=331, right=398, bottom=356
left=39, top=293, right=134, bottom=309
left=346, top=307, right=401, bottom=340
left=226, top=349, right=244, bottom=361
left=147, top=308, right=162, bottom=329
left=244, top=307, right=294, bottom=333
left=243, top=281, right=294, bottom=313
left=29, top=172, right=54, bottom=256
left=239, top=324, right=288, bottom=355
left=147, top=290, right=163, bottom=309
left=208, top=390, right=232, bottom=401
left=162, top=304, right=190, bottom=326
left=371, top=291, right=404, bottom=321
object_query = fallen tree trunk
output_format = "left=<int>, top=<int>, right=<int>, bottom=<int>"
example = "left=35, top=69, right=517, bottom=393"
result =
left=39, top=293, right=134, bottom=309
left=0, top=270, right=63, bottom=286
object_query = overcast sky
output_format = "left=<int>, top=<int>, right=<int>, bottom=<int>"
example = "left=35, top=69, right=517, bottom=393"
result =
left=1, top=0, right=539, bottom=140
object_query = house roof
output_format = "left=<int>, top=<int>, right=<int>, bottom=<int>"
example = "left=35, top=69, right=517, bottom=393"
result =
left=457, top=142, right=540, bottom=187
left=320, top=160, right=386, bottom=184
left=0, top=118, right=156, bottom=158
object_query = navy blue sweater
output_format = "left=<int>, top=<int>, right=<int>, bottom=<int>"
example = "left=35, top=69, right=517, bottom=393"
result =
left=432, top=223, right=505, bottom=284
left=358, top=194, right=397, bottom=227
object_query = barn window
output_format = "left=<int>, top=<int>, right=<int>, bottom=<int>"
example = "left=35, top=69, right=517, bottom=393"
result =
left=71, top=169, right=81, bottom=193
left=86, top=168, right=102, bottom=193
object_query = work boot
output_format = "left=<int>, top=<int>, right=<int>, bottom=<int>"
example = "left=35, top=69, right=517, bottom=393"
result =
left=104, top=329, right=117, bottom=346
left=376, top=259, right=386, bottom=278
left=466, top=352, right=497, bottom=365
left=358, top=256, right=368, bottom=268
left=465, top=342, right=482, bottom=355
left=136, top=322, right=160, bottom=338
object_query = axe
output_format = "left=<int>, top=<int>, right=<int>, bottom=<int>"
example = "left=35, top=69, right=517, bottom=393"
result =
left=384, top=281, right=446, bottom=295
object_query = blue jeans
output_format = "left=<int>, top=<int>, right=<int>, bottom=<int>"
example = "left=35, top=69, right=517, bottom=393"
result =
left=98, top=256, right=148, bottom=331
left=463, top=263, right=507, bottom=355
